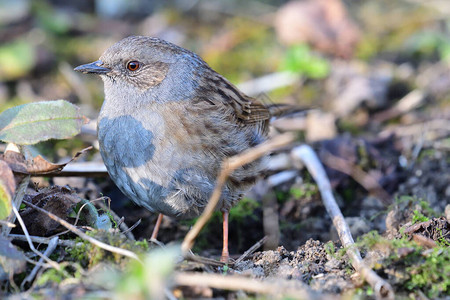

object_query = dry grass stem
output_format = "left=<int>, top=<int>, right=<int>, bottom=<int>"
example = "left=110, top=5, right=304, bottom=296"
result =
left=235, top=236, right=267, bottom=265
left=181, top=132, right=295, bottom=255
left=22, top=200, right=141, bottom=263
left=122, top=219, right=141, bottom=238
left=291, top=145, right=394, bottom=300
left=173, top=272, right=337, bottom=300
left=184, top=252, right=225, bottom=267
left=21, top=236, right=59, bottom=289
left=12, top=205, right=61, bottom=270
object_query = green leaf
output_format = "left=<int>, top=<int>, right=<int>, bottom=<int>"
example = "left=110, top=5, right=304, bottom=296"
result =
left=0, top=180, right=12, bottom=220
left=0, top=100, right=86, bottom=145
left=73, top=199, right=112, bottom=230
left=0, top=160, right=15, bottom=220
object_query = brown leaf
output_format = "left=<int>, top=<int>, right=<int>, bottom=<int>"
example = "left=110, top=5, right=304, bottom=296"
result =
left=0, top=160, right=16, bottom=197
left=16, top=186, right=82, bottom=236
left=403, top=217, right=450, bottom=244
left=0, top=146, right=92, bottom=176
left=412, top=234, right=437, bottom=248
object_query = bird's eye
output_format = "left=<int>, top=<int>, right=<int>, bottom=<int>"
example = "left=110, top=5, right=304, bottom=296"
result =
left=126, top=61, right=140, bottom=71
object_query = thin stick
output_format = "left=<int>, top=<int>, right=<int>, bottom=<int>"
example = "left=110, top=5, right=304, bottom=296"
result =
left=173, top=272, right=336, bottom=300
left=291, top=145, right=394, bottom=300
left=22, top=200, right=141, bottom=263
left=235, top=236, right=267, bottom=265
left=122, top=219, right=141, bottom=237
left=181, top=133, right=295, bottom=255
left=8, top=234, right=75, bottom=248
left=21, top=236, right=59, bottom=289
left=183, top=252, right=225, bottom=267
left=12, top=205, right=60, bottom=270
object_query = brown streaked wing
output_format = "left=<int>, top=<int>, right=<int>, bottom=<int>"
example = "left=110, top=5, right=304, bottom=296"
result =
left=199, top=70, right=271, bottom=124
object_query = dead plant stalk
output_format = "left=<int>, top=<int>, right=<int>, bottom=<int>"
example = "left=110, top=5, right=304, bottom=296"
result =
left=291, top=145, right=394, bottom=300
left=22, top=200, right=141, bottom=263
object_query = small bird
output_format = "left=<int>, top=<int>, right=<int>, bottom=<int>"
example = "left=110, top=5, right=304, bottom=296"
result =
left=75, top=36, right=283, bottom=262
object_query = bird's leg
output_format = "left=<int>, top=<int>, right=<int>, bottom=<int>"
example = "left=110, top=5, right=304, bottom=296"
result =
left=150, top=213, right=164, bottom=240
left=220, top=210, right=230, bottom=263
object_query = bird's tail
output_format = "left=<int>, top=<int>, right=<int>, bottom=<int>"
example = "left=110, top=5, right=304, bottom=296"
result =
left=267, top=103, right=309, bottom=118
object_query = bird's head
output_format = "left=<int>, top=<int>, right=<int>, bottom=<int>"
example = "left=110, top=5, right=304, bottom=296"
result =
left=74, top=36, right=205, bottom=104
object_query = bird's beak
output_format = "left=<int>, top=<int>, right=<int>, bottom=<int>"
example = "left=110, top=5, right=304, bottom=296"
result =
left=74, top=60, right=111, bottom=74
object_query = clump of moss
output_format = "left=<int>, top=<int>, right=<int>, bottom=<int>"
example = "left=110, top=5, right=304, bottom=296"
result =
left=35, top=263, right=84, bottom=287
left=67, top=230, right=149, bottom=268
left=355, top=230, right=449, bottom=298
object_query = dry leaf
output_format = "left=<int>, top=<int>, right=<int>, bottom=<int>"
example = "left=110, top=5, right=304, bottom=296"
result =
left=0, top=146, right=92, bottom=176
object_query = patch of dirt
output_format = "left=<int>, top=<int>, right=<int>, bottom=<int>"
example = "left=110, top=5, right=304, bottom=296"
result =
left=234, top=240, right=354, bottom=294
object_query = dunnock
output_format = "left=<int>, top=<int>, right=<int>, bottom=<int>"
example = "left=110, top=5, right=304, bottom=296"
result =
left=75, top=36, right=287, bottom=262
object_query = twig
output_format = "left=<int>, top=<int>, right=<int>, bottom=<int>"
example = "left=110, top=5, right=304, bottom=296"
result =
left=181, top=133, right=295, bottom=255
left=373, top=90, right=425, bottom=123
left=266, top=170, right=298, bottom=187
left=22, top=200, right=141, bottom=263
left=183, top=252, right=225, bottom=267
left=173, top=272, right=336, bottom=300
left=122, top=219, right=141, bottom=238
left=49, top=161, right=108, bottom=177
left=21, top=236, right=59, bottom=289
left=12, top=205, right=60, bottom=270
left=291, top=145, right=394, bottom=300
left=8, top=234, right=75, bottom=247
left=235, top=236, right=267, bottom=265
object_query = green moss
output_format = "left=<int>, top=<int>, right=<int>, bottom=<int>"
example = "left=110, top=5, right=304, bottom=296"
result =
left=36, top=263, right=82, bottom=286
left=411, top=209, right=429, bottom=224
left=354, top=230, right=450, bottom=298
left=405, top=247, right=449, bottom=298
left=66, top=230, right=149, bottom=268
left=280, top=44, right=330, bottom=79
left=324, top=241, right=336, bottom=257
left=289, top=183, right=318, bottom=199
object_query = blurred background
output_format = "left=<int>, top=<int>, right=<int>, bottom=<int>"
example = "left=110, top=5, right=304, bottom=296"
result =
left=1, top=0, right=449, bottom=251
left=1, top=0, right=449, bottom=117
